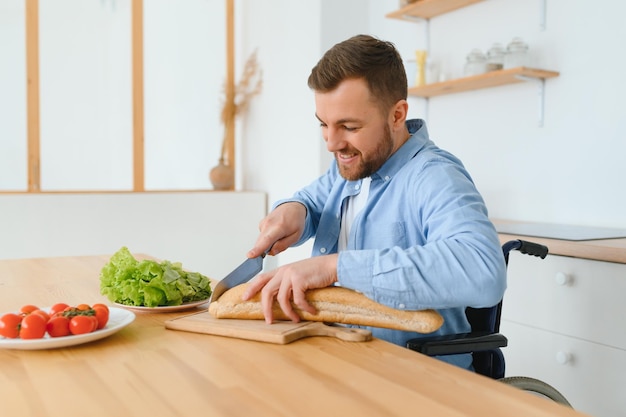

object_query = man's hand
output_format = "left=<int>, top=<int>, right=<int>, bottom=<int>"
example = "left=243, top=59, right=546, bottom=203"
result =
left=247, top=202, right=307, bottom=258
left=241, top=254, right=339, bottom=323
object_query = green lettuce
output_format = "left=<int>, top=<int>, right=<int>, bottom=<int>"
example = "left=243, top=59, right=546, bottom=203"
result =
left=99, top=247, right=212, bottom=307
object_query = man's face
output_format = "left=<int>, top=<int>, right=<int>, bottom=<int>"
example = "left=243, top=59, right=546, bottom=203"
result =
left=315, top=78, right=395, bottom=181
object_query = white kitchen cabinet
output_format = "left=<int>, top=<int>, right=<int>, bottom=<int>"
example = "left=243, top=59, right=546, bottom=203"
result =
left=500, top=249, right=626, bottom=417
left=503, top=253, right=626, bottom=350
left=502, top=321, right=626, bottom=417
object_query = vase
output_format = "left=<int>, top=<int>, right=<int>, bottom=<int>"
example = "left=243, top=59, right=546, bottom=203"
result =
left=209, top=159, right=234, bottom=190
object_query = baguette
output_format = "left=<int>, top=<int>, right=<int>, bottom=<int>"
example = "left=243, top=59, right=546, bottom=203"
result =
left=208, top=283, right=443, bottom=334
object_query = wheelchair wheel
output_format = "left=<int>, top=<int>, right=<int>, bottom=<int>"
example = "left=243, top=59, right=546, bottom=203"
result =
left=499, top=376, right=572, bottom=407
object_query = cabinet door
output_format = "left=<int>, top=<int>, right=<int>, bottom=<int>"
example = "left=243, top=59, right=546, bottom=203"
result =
left=503, top=252, right=626, bottom=350
left=501, top=321, right=626, bottom=417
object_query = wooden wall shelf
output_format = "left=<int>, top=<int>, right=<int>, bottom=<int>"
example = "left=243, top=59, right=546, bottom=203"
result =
left=386, top=0, right=484, bottom=21
left=386, top=1, right=560, bottom=127
left=408, top=67, right=560, bottom=98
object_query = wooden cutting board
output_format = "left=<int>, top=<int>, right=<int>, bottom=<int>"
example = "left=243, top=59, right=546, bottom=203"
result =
left=164, top=311, right=372, bottom=344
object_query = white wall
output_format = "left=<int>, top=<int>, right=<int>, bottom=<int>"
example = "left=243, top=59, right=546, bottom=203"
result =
left=238, top=0, right=626, bottom=257
left=399, top=0, right=626, bottom=230
left=0, top=192, right=266, bottom=280
left=3, top=0, right=625, bottom=262
left=236, top=0, right=371, bottom=268
left=0, top=0, right=27, bottom=191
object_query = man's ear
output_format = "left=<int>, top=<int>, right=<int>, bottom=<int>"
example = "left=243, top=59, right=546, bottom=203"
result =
left=390, top=99, right=409, bottom=129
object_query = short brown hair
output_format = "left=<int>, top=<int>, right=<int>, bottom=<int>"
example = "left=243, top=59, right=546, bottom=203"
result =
left=307, top=34, right=408, bottom=114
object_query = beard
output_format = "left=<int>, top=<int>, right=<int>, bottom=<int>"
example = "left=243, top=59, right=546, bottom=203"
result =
left=336, top=123, right=395, bottom=181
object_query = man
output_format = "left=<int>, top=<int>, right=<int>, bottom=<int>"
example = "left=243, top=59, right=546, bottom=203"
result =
left=242, top=34, right=506, bottom=370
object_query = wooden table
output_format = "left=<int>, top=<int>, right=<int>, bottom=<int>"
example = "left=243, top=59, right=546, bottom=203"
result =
left=0, top=255, right=590, bottom=417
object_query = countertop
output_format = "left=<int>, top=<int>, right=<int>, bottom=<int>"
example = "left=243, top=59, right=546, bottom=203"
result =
left=493, top=218, right=626, bottom=264
left=0, top=255, right=590, bottom=417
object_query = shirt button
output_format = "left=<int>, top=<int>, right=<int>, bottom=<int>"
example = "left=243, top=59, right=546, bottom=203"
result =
left=355, top=184, right=361, bottom=190
left=320, top=248, right=327, bottom=254
left=384, top=175, right=391, bottom=181
left=398, top=303, right=406, bottom=309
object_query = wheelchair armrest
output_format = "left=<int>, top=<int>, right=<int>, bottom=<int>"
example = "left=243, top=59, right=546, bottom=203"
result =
left=406, top=331, right=508, bottom=356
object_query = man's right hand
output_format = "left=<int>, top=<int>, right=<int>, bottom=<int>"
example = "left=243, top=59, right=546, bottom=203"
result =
left=247, top=202, right=307, bottom=258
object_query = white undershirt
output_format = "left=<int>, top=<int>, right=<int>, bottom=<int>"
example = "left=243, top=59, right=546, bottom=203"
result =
left=338, top=177, right=371, bottom=252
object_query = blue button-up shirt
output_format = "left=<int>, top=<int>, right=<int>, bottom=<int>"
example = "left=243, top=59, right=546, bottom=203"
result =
left=275, top=119, right=506, bottom=369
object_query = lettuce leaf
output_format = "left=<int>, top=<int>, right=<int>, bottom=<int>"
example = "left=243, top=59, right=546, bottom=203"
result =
left=99, top=247, right=212, bottom=307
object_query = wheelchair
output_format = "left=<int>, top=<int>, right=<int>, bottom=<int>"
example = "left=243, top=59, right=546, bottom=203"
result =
left=406, top=239, right=572, bottom=407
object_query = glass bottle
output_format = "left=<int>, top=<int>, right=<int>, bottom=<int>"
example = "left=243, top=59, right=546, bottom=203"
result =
left=464, top=49, right=487, bottom=77
left=414, top=50, right=427, bottom=86
left=486, top=43, right=505, bottom=71
left=504, top=37, right=529, bottom=69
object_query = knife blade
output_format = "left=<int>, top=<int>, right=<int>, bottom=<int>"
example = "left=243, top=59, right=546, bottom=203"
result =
left=209, top=252, right=266, bottom=303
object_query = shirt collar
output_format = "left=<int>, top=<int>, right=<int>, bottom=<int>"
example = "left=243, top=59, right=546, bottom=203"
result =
left=371, top=118, right=430, bottom=181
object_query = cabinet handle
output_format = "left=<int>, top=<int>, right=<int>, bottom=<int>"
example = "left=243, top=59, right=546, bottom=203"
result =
left=556, top=351, right=573, bottom=365
left=555, top=272, right=572, bottom=286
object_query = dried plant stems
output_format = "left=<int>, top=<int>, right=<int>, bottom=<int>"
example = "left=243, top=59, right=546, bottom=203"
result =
left=220, top=49, right=263, bottom=162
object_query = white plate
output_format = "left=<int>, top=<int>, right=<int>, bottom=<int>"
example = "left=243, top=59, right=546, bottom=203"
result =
left=113, top=298, right=209, bottom=313
left=0, top=307, right=135, bottom=350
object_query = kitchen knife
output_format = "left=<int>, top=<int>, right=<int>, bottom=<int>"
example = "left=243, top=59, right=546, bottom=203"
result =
left=209, top=252, right=266, bottom=303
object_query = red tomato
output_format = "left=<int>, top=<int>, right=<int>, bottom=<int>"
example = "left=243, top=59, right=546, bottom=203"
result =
left=0, top=313, right=23, bottom=339
left=92, top=303, right=109, bottom=312
left=75, top=303, right=91, bottom=312
left=19, top=304, right=40, bottom=316
left=69, top=315, right=97, bottom=335
left=46, top=316, right=71, bottom=337
left=31, top=309, right=50, bottom=323
left=48, top=303, right=70, bottom=317
left=88, top=315, right=98, bottom=331
left=20, top=313, right=47, bottom=339
left=92, top=305, right=110, bottom=330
